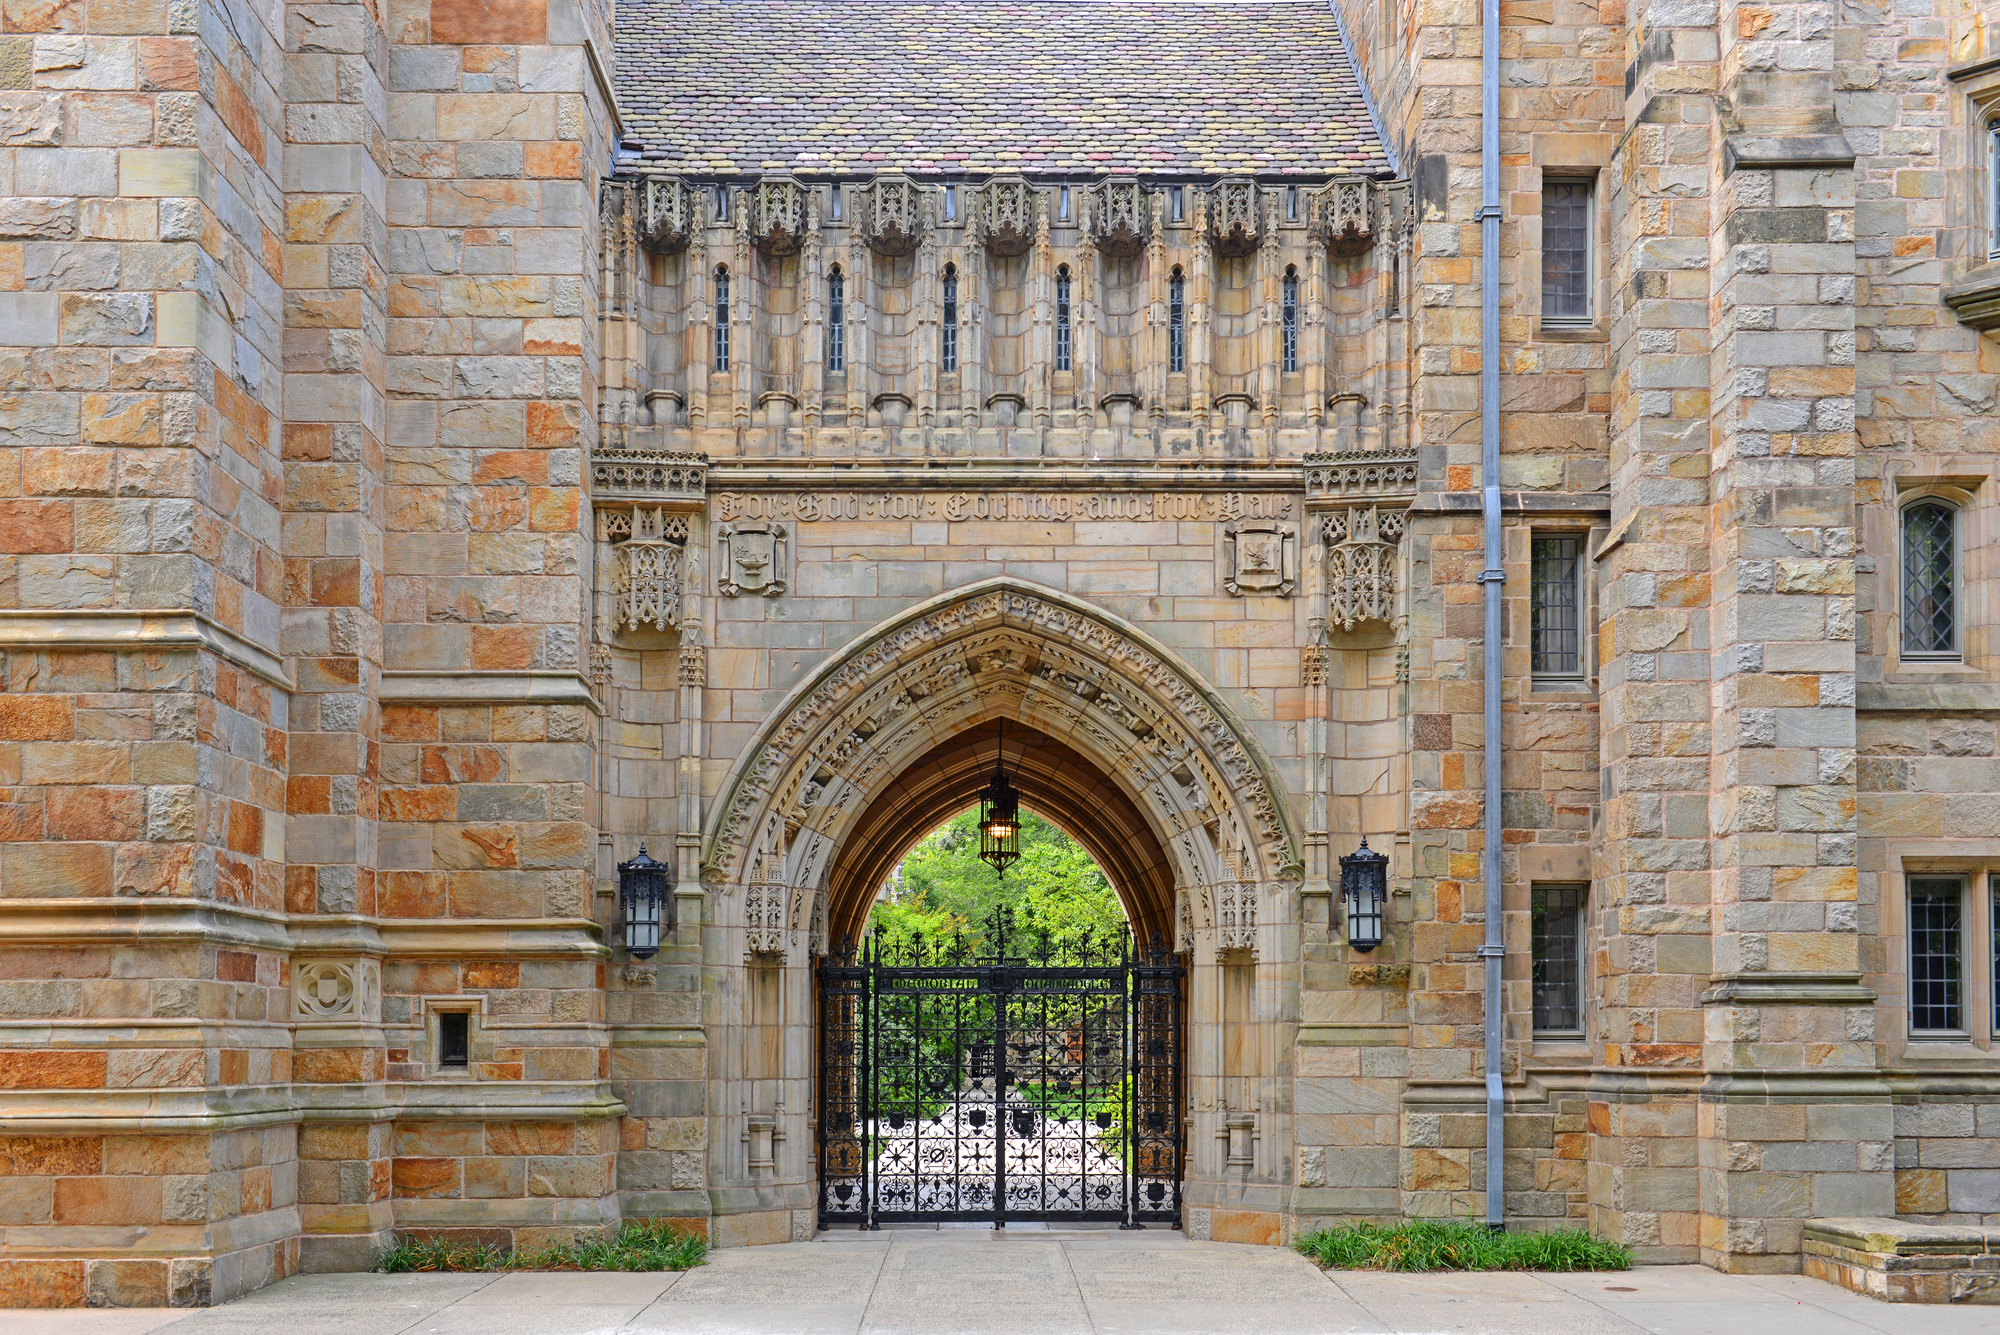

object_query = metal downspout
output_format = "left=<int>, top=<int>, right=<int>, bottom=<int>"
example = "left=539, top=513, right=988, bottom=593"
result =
left=1478, top=0, right=1507, bottom=1232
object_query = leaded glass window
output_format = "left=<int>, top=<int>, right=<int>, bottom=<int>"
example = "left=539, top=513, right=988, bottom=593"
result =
left=827, top=268, right=845, bottom=374
left=942, top=265, right=958, bottom=374
left=1901, top=500, right=1957, bottom=658
left=1282, top=268, right=1299, bottom=373
left=1991, top=125, right=2000, bottom=258
left=713, top=266, right=729, bottom=373
left=1531, top=534, right=1583, bottom=679
left=1910, top=878, right=1965, bottom=1034
left=1531, top=884, right=1584, bottom=1033
left=1541, top=180, right=1592, bottom=326
left=1055, top=267, right=1072, bottom=372
left=1169, top=270, right=1185, bottom=374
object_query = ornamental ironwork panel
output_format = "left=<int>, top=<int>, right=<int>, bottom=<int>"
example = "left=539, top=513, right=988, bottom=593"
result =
left=817, top=906, right=1183, bottom=1229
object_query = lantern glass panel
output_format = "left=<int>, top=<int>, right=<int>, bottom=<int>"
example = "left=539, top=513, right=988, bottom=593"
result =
left=618, top=845, right=675, bottom=960
left=1340, top=839, right=1388, bottom=952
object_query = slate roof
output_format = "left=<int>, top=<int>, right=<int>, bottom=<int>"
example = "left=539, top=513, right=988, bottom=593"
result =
left=614, top=1, right=1391, bottom=178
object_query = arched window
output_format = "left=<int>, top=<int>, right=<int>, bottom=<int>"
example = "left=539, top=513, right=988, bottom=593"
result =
left=827, top=267, right=845, bottom=374
left=1990, top=122, right=2000, bottom=258
left=1168, top=268, right=1185, bottom=374
left=713, top=265, right=729, bottom=373
left=1055, top=265, right=1072, bottom=372
left=942, top=264, right=959, bottom=374
left=1282, top=266, right=1299, bottom=373
left=1902, top=499, right=1959, bottom=659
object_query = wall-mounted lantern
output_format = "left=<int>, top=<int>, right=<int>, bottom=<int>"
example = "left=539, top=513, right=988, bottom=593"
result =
left=618, top=844, right=675, bottom=959
left=1340, top=837, right=1388, bottom=952
left=977, top=722, right=1021, bottom=875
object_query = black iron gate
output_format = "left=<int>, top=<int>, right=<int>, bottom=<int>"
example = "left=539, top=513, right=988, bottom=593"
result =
left=817, top=908, right=1184, bottom=1228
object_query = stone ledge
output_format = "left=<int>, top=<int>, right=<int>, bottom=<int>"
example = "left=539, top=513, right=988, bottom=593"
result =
left=0, top=608, right=289, bottom=689
left=380, top=669, right=603, bottom=714
left=1722, top=132, right=1856, bottom=174
left=1857, top=680, right=2000, bottom=712
left=1804, top=1217, right=2000, bottom=1304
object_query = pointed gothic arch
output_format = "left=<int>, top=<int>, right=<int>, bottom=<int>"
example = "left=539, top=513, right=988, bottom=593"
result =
left=701, top=578, right=1302, bottom=958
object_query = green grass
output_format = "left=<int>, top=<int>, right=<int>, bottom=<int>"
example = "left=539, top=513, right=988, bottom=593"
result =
left=1295, top=1219, right=1632, bottom=1273
left=374, top=1220, right=708, bottom=1274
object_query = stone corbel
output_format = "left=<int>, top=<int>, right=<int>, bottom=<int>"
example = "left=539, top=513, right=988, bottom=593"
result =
left=1320, top=504, right=1406, bottom=632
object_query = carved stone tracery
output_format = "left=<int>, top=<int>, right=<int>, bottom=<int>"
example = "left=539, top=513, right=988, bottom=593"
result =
left=854, top=176, right=928, bottom=257
left=1321, top=504, right=1405, bottom=632
left=748, top=178, right=810, bottom=256
left=1311, top=177, right=1376, bottom=255
left=606, top=506, right=688, bottom=633
left=968, top=177, right=1041, bottom=257
left=702, top=583, right=1302, bottom=896
left=1209, top=179, right=1261, bottom=256
left=638, top=176, right=699, bottom=253
left=1088, top=179, right=1149, bottom=257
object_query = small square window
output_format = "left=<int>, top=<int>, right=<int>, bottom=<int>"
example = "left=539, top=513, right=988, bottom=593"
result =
left=439, top=1011, right=470, bottom=1066
left=1541, top=179, right=1593, bottom=327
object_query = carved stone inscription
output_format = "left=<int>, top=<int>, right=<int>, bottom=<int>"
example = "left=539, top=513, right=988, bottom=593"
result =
left=715, top=491, right=1295, bottom=525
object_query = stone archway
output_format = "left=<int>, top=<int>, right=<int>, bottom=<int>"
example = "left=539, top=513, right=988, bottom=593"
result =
left=701, top=577, right=1302, bottom=959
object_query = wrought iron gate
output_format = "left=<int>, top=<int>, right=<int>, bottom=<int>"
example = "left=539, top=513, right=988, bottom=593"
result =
left=817, top=908, right=1184, bottom=1228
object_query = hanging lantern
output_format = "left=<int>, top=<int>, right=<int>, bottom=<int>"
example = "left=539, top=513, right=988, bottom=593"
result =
left=977, top=723, right=1021, bottom=875
left=618, top=844, right=675, bottom=959
left=1340, top=836, right=1388, bottom=953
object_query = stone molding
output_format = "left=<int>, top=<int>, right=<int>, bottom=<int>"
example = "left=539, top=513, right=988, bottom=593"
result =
left=1856, top=680, right=2000, bottom=712
left=700, top=577, right=1303, bottom=891
left=0, top=608, right=290, bottom=689
left=379, top=669, right=604, bottom=714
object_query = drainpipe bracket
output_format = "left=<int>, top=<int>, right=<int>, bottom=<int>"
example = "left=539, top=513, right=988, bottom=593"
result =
left=1474, top=205, right=1504, bottom=222
left=1475, top=944, right=1506, bottom=958
left=1473, top=569, right=1506, bottom=584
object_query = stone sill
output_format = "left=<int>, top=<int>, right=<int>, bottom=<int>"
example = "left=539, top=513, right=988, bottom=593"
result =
left=1943, top=262, right=2000, bottom=331
left=1856, top=681, right=2000, bottom=712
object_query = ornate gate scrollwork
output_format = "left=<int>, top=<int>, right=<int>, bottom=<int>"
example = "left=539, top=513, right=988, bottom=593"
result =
left=817, top=906, right=1183, bottom=1229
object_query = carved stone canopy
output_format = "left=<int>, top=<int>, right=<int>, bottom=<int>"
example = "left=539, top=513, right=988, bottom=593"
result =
left=968, top=177, right=1041, bottom=257
left=1088, top=179, right=1149, bottom=257
left=1208, top=179, right=1261, bottom=257
left=639, top=176, right=699, bottom=253
left=1321, top=504, right=1405, bottom=632
left=855, top=176, right=928, bottom=256
left=604, top=507, right=689, bottom=633
left=748, top=178, right=811, bottom=256
left=1312, top=177, right=1376, bottom=256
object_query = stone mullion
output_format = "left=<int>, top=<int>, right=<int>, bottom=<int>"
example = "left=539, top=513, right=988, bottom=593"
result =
left=847, top=230, right=869, bottom=427
left=733, top=212, right=753, bottom=428
left=1078, top=240, right=1098, bottom=429
left=687, top=236, right=711, bottom=429
left=1192, top=197, right=1214, bottom=428
left=1307, top=245, right=1327, bottom=431
left=801, top=211, right=824, bottom=429
left=1258, top=199, right=1279, bottom=428
left=1033, top=204, right=1053, bottom=427
left=1147, top=199, right=1168, bottom=424
left=917, top=231, right=939, bottom=427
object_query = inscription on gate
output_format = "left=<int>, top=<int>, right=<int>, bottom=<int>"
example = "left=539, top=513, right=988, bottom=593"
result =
left=817, top=907, right=1184, bottom=1228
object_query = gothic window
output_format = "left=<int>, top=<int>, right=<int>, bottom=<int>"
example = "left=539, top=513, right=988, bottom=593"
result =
left=1286, top=185, right=1299, bottom=221
left=1910, top=877, right=1966, bottom=1034
left=1055, top=265, right=1072, bottom=372
left=1541, top=179, right=1592, bottom=327
left=715, top=185, right=730, bottom=222
left=1531, top=883, right=1585, bottom=1034
left=1058, top=184, right=1071, bottom=221
left=1991, top=124, right=2000, bottom=258
left=1531, top=533, right=1584, bottom=681
left=943, top=184, right=956, bottom=222
left=714, top=265, right=730, bottom=373
left=942, top=264, right=959, bottom=374
left=1282, top=267, right=1299, bottom=373
left=827, top=267, right=845, bottom=374
left=1170, top=186, right=1184, bottom=222
left=1169, top=268, right=1185, bottom=373
left=829, top=185, right=841, bottom=220
left=1901, top=499, right=1958, bottom=660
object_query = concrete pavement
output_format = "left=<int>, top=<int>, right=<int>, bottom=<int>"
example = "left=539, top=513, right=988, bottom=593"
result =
left=10, top=1227, right=1995, bottom=1335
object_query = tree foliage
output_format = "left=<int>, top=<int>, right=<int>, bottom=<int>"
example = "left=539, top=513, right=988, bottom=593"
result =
left=870, top=808, right=1127, bottom=948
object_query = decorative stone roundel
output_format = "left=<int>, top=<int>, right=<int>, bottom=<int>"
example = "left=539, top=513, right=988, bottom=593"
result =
left=295, top=961, right=358, bottom=1019
left=701, top=578, right=1302, bottom=895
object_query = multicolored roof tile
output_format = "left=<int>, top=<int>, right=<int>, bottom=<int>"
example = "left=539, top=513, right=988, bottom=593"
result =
left=614, top=1, right=1391, bottom=179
